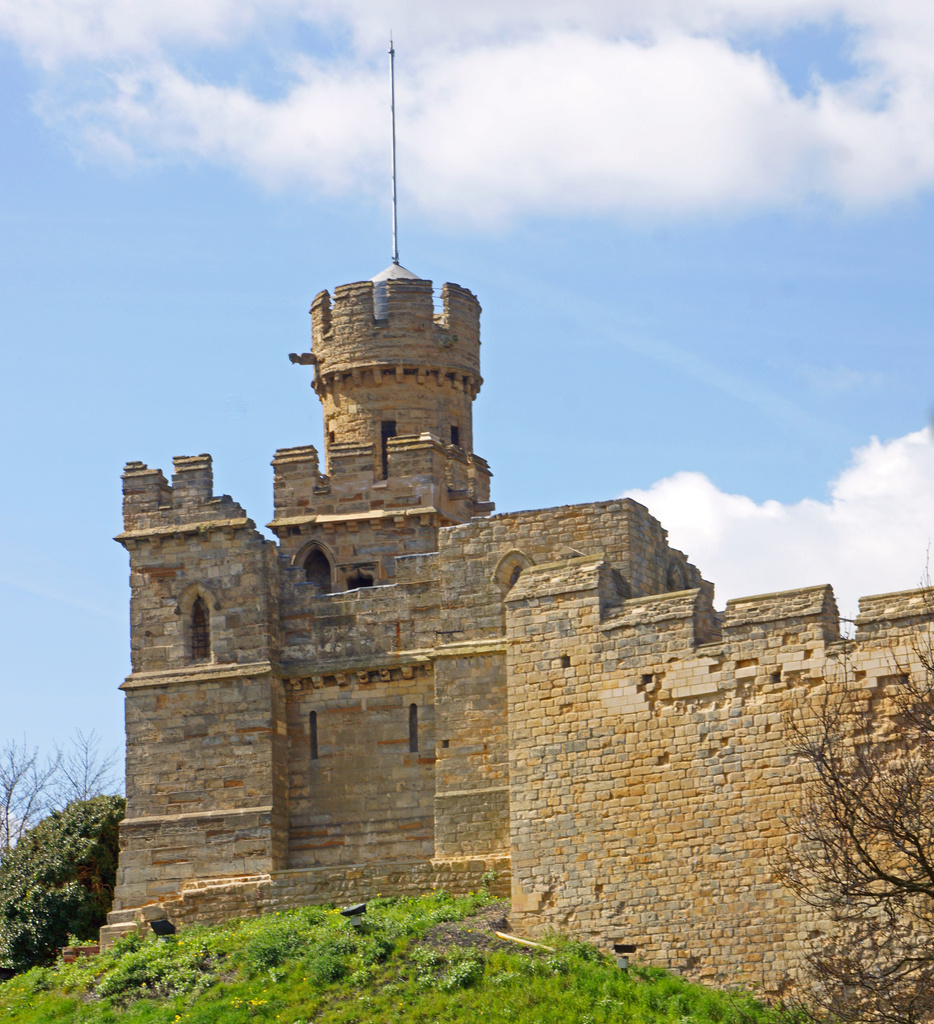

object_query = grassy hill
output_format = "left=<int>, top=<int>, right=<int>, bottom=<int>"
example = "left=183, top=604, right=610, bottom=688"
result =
left=0, top=889, right=802, bottom=1024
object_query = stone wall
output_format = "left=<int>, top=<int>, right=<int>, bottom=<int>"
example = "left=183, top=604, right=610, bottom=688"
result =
left=433, top=648, right=510, bottom=859
left=436, top=500, right=701, bottom=643
left=284, top=663, right=437, bottom=869
left=102, top=854, right=511, bottom=946
left=503, top=555, right=928, bottom=995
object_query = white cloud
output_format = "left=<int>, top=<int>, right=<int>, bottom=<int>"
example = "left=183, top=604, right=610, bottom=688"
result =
left=59, top=59, right=386, bottom=194
left=8, top=1, right=934, bottom=220
left=624, top=428, right=934, bottom=621
left=0, top=0, right=273, bottom=67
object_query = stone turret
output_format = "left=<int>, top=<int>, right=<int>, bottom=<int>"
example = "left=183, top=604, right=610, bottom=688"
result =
left=310, top=270, right=482, bottom=464
left=271, top=266, right=494, bottom=586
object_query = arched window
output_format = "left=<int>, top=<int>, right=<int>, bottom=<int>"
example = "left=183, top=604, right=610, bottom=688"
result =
left=309, top=711, right=319, bottom=761
left=666, top=559, right=688, bottom=593
left=493, top=551, right=532, bottom=594
left=303, top=548, right=332, bottom=595
left=409, top=704, right=418, bottom=753
left=191, top=597, right=210, bottom=661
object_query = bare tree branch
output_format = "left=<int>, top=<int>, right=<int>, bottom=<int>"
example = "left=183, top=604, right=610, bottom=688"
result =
left=51, top=729, right=121, bottom=807
left=779, top=587, right=934, bottom=1024
left=0, top=738, right=59, bottom=855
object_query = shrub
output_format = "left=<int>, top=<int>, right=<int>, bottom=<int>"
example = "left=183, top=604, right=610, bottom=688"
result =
left=306, top=935, right=354, bottom=985
left=240, top=918, right=316, bottom=973
left=438, top=948, right=484, bottom=991
left=0, top=795, right=124, bottom=971
left=95, top=936, right=213, bottom=1001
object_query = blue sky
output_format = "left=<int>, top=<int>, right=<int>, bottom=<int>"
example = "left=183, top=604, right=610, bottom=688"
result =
left=2, top=1, right=934, bottom=766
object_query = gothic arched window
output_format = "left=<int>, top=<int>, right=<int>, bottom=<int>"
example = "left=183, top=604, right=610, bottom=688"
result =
left=191, top=597, right=210, bottom=661
left=303, top=548, right=332, bottom=595
left=493, top=550, right=532, bottom=594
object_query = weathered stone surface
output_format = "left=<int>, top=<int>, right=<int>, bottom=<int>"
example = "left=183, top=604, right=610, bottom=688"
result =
left=108, top=272, right=930, bottom=998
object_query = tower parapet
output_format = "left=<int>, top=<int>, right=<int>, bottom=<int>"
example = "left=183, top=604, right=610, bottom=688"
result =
left=121, top=462, right=171, bottom=531
left=312, top=278, right=481, bottom=380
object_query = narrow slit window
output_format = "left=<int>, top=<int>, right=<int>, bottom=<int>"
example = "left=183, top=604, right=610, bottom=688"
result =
left=310, top=711, right=318, bottom=761
left=191, top=597, right=210, bottom=661
left=380, top=420, right=397, bottom=479
left=450, top=424, right=460, bottom=447
left=408, top=704, right=418, bottom=753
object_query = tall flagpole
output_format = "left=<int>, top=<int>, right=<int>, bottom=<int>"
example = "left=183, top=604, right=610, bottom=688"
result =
left=389, top=37, right=400, bottom=266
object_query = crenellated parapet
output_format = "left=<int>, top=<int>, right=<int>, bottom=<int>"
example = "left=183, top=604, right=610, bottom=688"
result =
left=722, top=584, right=840, bottom=643
left=121, top=461, right=171, bottom=530
left=270, top=445, right=329, bottom=522
left=856, top=587, right=934, bottom=641
left=119, top=455, right=252, bottom=535
left=310, top=278, right=481, bottom=384
left=299, top=277, right=484, bottom=470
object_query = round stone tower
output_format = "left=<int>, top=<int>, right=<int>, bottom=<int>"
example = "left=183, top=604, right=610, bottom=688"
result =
left=310, top=264, right=483, bottom=470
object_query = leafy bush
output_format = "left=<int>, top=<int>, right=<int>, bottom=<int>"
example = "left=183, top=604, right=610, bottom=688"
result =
left=239, top=917, right=314, bottom=973
left=358, top=933, right=393, bottom=965
left=94, top=935, right=214, bottom=1001
left=439, top=948, right=484, bottom=991
left=410, top=945, right=444, bottom=973
left=305, top=936, right=350, bottom=985
left=0, top=795, right=124, bottom=971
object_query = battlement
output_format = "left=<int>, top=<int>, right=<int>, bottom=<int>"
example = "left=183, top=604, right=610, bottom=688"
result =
left=310, top=278, right=481, bottom=383
left=121, top=461, right=171, bottom=527
left=270, top=445, right=328, bottom=522
left=722, top=584, right=840, bottom=642
left=171, top=454, right=213, bottom=506
left=119, top=453, right=250, bottom=534
left=856, top=587, right=934, bottom=640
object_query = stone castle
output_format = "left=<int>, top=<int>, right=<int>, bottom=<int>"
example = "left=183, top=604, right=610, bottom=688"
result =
left=103, top=264, right=933, bottom=995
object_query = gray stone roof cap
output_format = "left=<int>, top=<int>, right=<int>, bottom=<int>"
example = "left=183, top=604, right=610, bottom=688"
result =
left=371, top=262, right=422, bottom=283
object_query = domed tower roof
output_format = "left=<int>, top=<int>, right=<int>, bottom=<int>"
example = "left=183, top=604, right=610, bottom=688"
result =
left=372, top=263, right=421, bottom=318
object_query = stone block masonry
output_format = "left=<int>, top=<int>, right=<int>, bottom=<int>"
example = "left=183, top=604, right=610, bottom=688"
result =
left=105, top=265, right=931, bottom=1000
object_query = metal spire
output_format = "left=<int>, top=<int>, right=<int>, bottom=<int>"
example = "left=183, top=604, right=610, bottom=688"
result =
left=389, top=37, right=399, bottom=266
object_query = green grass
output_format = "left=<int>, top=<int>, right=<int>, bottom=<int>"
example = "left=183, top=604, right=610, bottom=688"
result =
left=0, top=890, right=803, bottom=1024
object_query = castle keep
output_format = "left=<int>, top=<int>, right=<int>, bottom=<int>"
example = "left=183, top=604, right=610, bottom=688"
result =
left=105, top=265, right=932, bottom=995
